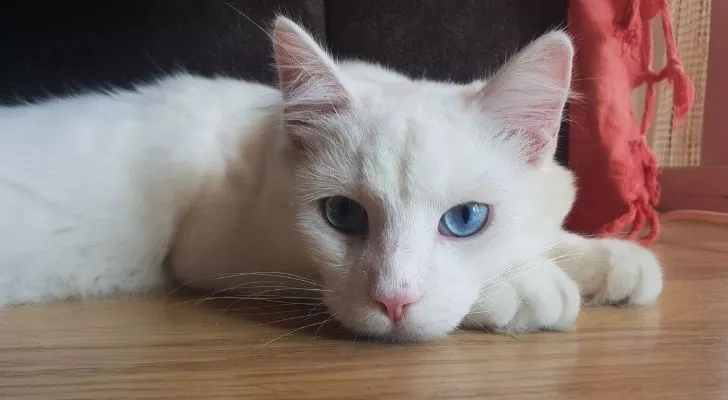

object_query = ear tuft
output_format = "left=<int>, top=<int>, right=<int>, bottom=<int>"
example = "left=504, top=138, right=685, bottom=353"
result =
left=477, top=30, right=574, bottom=166
left=272, top=17, right=350, bottom=130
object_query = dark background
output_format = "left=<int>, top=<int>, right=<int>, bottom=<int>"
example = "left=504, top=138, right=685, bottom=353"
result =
left=0, top=0, right=569, bottom=163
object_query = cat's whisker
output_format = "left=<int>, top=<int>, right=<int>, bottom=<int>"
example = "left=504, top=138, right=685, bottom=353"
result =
left=313, top=312, right=338, bottom=339
left=477, top=259, right=554, bottom=298
left=254, top=319, right=334, bottom=349
left=204, top=284, right=328, bottom=300
left=501, top=263, right=550, bottom=284
left=191, top=296, right=323, bottom=307
left=196, top=287, right=324, bottom=307
left=307, top=298, right=335, bottom=315
left=228, top=307, right=322, bottom=316
left=517, top=297, right=536, bottom=308
left=240, top=295, right=326, bottom=301
left=168, top=271, right=323, bottom=296
left=212, top=271, right=322, bottom=287
left=254, top=311, right=330, bottom=327
left=197, top=301, right=294, bottom=311
left=478, top=260, right=529, bottom=293
left=548, top=250, right=584, bottom=260
left=548, top=255, right=584, bottom=265
left=195, top=296, right=338, bottom=316
left=466, top=307, right=496, bottom=315
left=228, top=299, right=320, bottom=311
left=462, top=316, right=489, bottom=331
left=550, top=251, right=586, bottom=261
left=217, top=285, right=333, bottom=295
left=201, top=281, right=288, bottom=298
left=222, top=298, right=320, bottom=311
left=477, top=240, right=580, bottom=296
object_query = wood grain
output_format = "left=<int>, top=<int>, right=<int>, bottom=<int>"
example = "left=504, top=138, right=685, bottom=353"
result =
left=1, top=219, right=727, bottom=399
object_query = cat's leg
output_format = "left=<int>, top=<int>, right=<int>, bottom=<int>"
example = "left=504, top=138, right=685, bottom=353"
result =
left=460, top=232, right=663, bottom=332
left=549, top=232, right=663, bottom=307
left=461, top=258, right=582, bottom=332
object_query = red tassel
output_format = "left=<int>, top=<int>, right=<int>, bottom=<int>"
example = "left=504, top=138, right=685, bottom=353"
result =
left=657, top=0, right=695, bottom=124
left=565, top=0, right=693, bottom=245
left=627, top=0, right=694, bottom=244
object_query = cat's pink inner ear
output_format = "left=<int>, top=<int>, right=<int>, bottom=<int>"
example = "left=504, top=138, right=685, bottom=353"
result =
left=477, top=31, right=574, bottom=166
left=272, top=17, right=349, bottom=117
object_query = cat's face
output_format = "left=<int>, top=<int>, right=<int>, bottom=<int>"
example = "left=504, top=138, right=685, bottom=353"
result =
left=272, top=17, right=575, bottom=341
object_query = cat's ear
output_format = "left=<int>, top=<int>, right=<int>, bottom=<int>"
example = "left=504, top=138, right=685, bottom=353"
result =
left=475, top=31, right=573, bottom=166
left=272, top=16, right=350, bottom=147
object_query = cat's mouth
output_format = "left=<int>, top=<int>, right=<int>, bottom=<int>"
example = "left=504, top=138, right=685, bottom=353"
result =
left=323, top=295, right=460, bottom=343
left=353, top=320, right=454, bottom=343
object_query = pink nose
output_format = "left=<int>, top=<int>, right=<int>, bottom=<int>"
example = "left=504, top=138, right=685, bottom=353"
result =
left=373, top=295, right=421, bottom=322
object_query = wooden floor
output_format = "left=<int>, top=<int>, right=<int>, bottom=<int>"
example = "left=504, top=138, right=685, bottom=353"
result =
left=1, top=219, right=727, bottom=399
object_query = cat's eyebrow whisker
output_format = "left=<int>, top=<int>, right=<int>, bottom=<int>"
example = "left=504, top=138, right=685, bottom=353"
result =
left=237, top=5, right=351, bottom=141
left=270, top=27, right=345, bottom=128
left=223, top=3, right=274, bottom=41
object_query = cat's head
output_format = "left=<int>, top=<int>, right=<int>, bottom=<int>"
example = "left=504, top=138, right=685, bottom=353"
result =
left=272, top=17, right=576, bottom=341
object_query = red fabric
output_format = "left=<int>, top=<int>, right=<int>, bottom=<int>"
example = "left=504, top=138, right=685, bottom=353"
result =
left=566, top=0, right=694, bottom=245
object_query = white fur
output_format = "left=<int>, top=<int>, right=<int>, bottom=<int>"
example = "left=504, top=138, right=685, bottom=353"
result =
left=0, top=17, right=663, bottom=342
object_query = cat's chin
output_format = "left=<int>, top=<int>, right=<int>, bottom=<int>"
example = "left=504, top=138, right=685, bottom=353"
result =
left=327, top=301, right=464, bottom=343
left=341, top=321, right=455, bottom=343
left=363, top=326, right=453, bottom=344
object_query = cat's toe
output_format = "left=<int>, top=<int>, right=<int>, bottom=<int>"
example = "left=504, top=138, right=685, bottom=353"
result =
left=587, top=240, right=664, bottom=307
left=507, top=265, right=581, bottom=331
left=461, top=278, right=520, bottom=331
left=464, top=262, right=581, bottom=333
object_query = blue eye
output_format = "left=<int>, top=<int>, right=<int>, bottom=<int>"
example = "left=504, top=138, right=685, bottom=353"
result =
left=439, top=202, right=490, bottom=238
left=323, top=196, right=369, bottom=234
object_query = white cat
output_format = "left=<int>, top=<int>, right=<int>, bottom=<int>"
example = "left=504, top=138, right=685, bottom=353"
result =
left=0, top=17, right=663, bottom=342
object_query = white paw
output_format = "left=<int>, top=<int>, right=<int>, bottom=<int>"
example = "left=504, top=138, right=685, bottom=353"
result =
left=461, top=261, right=581, bottom=332
left=586, top=239, right=663, bottom=307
